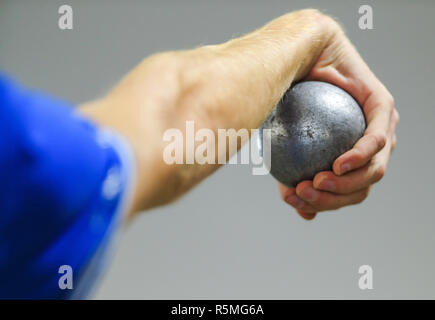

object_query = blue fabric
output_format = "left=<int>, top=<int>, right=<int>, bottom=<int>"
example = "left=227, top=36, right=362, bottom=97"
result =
left=0, top=74, right=134, bottom=299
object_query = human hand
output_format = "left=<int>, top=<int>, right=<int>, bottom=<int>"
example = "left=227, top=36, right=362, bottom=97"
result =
left=279, top=18, right=399, bottom=220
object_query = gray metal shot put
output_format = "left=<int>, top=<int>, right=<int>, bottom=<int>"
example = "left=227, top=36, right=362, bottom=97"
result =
left=259, top=81, right=366, bottom=188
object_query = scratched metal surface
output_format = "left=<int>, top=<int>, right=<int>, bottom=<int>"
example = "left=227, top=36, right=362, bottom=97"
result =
left=260, top=81, right=366, bottom=187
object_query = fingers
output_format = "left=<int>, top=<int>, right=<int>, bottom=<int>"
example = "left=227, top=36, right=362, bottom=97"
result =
left=278, top=183, right=289, bottom=199
left=281, top=185, right=309, bottom=211
left=314, top=115, right=396, bottom=196
left=279, top=184, right=318, bottom=220
left=295, top=181, right=370, bottom=211
left=333, top=88, right=394, bottom=176
left=333, top=133, right=386, bottom=175
left=280, top=180, right=370, bottom=215
left=278, top=93, right=399, bottom=217
left=280, top=179, right=372, bottom=219
left=302, top=120, right=395, bottom=198
left=313, top=162, right=384, bottom=195
left=296, top=209, right=317, bottom=220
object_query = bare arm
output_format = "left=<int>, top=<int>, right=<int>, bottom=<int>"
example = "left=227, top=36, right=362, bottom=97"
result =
left=79, top=9, right=398, bottom=220
left=79, top=9, right=333, bottom=214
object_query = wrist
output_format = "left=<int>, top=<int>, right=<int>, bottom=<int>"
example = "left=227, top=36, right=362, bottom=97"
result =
left=290, top=11, right=341, bottom=80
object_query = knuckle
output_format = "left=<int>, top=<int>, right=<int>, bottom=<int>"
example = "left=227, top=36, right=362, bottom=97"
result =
left=310, top=197, right=328, bottom=210
left=386, top=92, right=395, bottom=109
left=365, top=133, right=387, bottom=152
left=372, top=133, right=387, bottom=150
left=394, top=109, right=400, bottom=124
left=352, top=148, right=366, bottom=163
left=355, top=189, right=370, bottom=204
left=373, top=165, right=386, bottom=183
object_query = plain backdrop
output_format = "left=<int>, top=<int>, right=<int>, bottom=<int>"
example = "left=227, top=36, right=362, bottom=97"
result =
left=1, top=0, right=434, bottom=299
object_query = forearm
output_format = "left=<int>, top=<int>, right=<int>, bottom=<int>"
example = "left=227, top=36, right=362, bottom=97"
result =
left=174, top=10, right=335, bottom=131
left=80, top=9, right=339, bottom=215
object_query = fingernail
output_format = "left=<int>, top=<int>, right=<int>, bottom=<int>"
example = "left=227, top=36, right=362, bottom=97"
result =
left=319, top=179, right=335, bottom=192
left=340, top=163, right=351, bottom=174
left=285, top=195, right=305, bottom=209
left=299, top=187, right=318, bottom=202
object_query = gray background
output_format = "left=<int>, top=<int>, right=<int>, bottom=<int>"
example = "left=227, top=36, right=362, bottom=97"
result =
left=1, top=0, right=434, bottom=299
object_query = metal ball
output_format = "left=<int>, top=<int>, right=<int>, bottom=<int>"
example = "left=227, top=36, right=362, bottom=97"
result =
left=259, top=81, right=366, bottom=188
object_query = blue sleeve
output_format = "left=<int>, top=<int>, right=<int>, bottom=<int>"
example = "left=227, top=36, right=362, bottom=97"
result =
left=0, top=74, right=136, bottom=299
